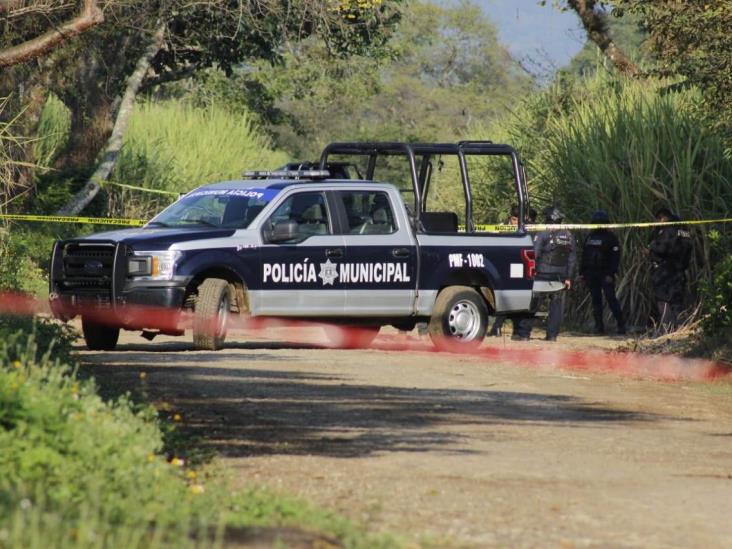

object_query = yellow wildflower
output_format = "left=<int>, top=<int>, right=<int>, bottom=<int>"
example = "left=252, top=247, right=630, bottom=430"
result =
left=189, top=484, right=205, bottom=494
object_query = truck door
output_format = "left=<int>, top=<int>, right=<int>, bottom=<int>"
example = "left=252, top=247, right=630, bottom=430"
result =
left=258, top=190, right=346, bottom=315
left=334, top=189, right=417, bottom=314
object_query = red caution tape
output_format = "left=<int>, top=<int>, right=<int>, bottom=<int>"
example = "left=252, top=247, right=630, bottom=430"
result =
left=1, top=292, right=729, bottom=382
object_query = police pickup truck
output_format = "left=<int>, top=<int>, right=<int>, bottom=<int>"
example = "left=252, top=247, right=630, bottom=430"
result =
left=49, top=142, right=552, bottom=351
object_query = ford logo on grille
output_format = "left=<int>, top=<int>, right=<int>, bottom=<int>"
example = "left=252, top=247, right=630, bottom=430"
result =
left=84, top=260, right=104, bottom=274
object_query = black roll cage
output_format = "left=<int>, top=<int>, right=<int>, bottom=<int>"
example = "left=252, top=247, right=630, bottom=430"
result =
left=319, top=141, right=530, bottom=233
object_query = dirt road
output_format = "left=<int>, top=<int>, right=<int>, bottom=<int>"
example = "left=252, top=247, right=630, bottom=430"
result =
left=80, top=327, right=732, bottom=548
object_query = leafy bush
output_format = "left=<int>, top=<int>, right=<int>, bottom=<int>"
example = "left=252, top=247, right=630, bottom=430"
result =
left=0, top=316, right=77, bottom=364
left=0, top=230, right=48, bottom=297
left=701, top=230, right=732, bottom=337
left=0, top=327, right=399, bottom=548
left=471, top=73, right=732, bottom=328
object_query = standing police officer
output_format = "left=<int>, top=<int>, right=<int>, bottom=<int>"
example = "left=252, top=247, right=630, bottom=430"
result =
left=580, top=210, right=626, bottom=335
left=648, top=207, right=693, bottom=334
left=517, top=206, right=576, bottom=341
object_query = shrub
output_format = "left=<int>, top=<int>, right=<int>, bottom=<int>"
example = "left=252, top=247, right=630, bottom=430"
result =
left=0, top=327, right=400, bottom=548
left=701, top=230, right=732, bottom=337
left=471, top=73, right=732, bottom=329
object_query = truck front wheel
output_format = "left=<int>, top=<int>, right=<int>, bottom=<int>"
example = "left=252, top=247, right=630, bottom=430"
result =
left=428, top=286, right=488, bottom=351
left=82, top=317, right=120, bottom=351
left=193, top=278, right=231, bottom=351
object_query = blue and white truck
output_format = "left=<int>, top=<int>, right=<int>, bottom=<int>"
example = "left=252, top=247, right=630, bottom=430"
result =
left=50, top=142, right=554, bottom=351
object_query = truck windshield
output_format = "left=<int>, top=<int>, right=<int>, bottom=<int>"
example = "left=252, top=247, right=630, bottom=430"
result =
left=148, top=188, right=279, bottom=229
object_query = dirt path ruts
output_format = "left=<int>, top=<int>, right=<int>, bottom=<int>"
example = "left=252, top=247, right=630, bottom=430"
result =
left=80, top=328, right=732, bottom=548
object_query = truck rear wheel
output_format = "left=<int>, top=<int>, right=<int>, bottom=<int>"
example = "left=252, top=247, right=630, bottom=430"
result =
left=82, top=317, right=120, bottom=351
left=323, top=325, right=380, bottom=349
left=193, top=278, right=231, bottom=351
left=428, top=286, right=488, bottom=351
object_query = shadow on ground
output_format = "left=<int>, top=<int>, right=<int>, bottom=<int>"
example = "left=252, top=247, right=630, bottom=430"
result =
left=80, top=345, right=662, bottom=459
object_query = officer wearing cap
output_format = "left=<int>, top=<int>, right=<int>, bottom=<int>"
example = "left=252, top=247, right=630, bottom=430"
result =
left=648, top=207, right=693, bottom=334
left=517, top=206, right=576, bottom=341
left=580, top=210, right=626, bottom=335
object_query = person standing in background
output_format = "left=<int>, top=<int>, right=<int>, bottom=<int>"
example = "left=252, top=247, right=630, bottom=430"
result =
left=648, top=208, right=693, bottom=335
left=580, top=210, right=626, bottom=335
left=529, top=206, right=576, bottom=342
left=489, top=205, right=520, bottom=337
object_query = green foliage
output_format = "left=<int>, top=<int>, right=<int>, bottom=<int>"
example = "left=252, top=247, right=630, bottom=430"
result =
left=0, top=96, right=34, bottom=204
left=0, top=317, right=77, bottom=364
left=33, top=94, right=71, bottom=170
left=473, top=72, right=732, bottom=327
left=109, top=99, right=289, bottom=219
left=0, top=229, right=48, bottom=296
left=0, top=329, right=400, bottom=548
left=701, top=230, right=732, bottom=337
left=220, top=0, right=532, bottom=158
left=613, top=1, right=732, bottom=132
left=563, top=10, right=649, bottom=78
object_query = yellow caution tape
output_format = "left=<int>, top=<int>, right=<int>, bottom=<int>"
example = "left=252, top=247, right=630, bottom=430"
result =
left=466, top=217, right=732, bottom=233
left=0, top=214, right=145, bottom=226
left=4, top=213, right=731, bottom=231
left=97, top=179, right=180, bottom=196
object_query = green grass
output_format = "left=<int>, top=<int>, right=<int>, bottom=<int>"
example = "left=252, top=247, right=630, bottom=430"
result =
left=33, top=94, right=71, bottom=171
left=469, top=73, right=732, bottom=329
left=109, top=99, right=289, bottom=220
left=0, top=320, right=401, bottom=548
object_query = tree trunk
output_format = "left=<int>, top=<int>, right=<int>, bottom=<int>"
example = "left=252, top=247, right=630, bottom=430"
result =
left=0, top=0, right=104, bottom=68
left=568, top=0, right=640, bottom=78
left=57, top=25, right=165, bottom=216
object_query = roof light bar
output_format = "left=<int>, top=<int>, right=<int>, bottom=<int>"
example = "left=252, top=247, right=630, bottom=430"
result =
left=243, top=170, right=331, bottom=180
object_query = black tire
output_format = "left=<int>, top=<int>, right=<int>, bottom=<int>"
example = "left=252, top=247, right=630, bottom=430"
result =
left=82, top=317, right=120, bottom=351
left=193, top=278, right=231, bottom=351
left=323, top=325, right=380, bottom=349
left=428, top=286, right=488, bottom=351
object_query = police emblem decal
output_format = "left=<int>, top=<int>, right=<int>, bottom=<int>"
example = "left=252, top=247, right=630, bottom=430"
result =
left=318, top=259, right=339, bottom=286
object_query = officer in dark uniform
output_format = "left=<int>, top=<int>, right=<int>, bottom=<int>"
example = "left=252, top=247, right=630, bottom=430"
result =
left=489, top=205, right=520, bottom=337
left=517, top=206, right=576, bottom=341
left=648, top=207, right=693, bottom=334
left=490, top=206, right=538, bottom=338
left=580, top=210, right=626, bottom=335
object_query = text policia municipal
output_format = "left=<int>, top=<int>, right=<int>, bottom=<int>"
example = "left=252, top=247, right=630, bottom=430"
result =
left=263, top=259, right=411, bottom=286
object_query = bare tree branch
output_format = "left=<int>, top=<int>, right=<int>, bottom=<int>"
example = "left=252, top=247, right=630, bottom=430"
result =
left=567, top=0, right=640, bottom=77
left=57, top=24, right=165, bottom=216
left=0, top=0, right=104, bottom=68
left=140, top=63, right=199, bottom=91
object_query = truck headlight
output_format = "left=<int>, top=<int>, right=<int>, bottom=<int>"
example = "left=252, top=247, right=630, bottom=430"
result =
left=129, top=251, right=181, bottom=280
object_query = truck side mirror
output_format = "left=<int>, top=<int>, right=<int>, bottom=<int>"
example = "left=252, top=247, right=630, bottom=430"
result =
left=269, top=220, right=300, bottom=243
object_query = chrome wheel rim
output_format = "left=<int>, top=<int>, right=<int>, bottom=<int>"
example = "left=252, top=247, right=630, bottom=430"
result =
left=447, top=300, right=482, bottom=340
left=216, top=294, right=229, bottom=338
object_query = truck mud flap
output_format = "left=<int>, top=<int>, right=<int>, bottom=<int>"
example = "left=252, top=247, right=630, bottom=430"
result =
left=532, top=280, right=566, bottom=294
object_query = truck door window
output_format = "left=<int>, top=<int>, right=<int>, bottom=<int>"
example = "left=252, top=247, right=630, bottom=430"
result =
left=337, top=191, right=396, bottom=235
left=266, top=192, right=331, bottom=239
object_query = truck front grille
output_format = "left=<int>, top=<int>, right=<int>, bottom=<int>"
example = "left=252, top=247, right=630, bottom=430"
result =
left=60, top=243, right=116, bottom=291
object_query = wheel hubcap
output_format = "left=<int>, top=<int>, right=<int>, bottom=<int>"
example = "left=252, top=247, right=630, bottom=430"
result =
left=216, top=295, right=229, bottom=338
left=447, top=300, right=481, bottom=340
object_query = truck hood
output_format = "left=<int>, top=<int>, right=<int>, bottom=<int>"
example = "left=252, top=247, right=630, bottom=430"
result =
left=76, top=227, right=236, bottom=250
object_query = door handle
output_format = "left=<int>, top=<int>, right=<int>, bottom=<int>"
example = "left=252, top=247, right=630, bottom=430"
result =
left=392, top=248, right=410, bottom=258
left=325, top=248, right=343, bottom=258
